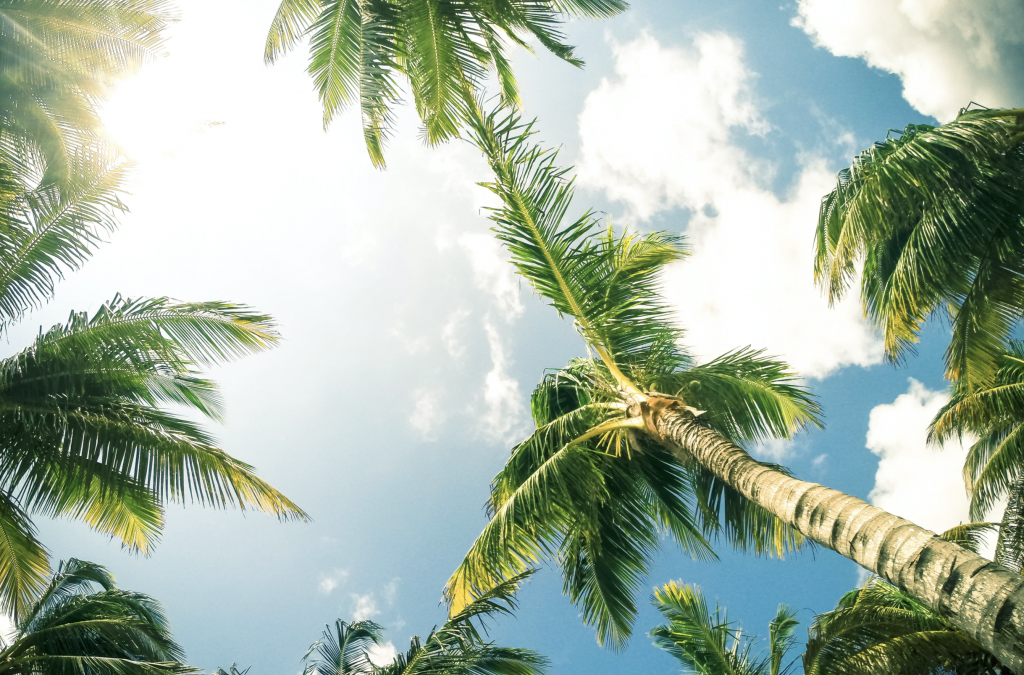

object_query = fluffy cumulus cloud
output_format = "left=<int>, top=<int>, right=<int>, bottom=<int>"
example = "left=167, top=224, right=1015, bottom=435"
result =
left=368, top=642, right=399, bottom=667
left=577, top=33, right=882, bottom=378
left=865, top=379, right=972, bottom=534
left=794, top=0, right=1024, bottom=121
left=351, top=593, right=379, bottom=621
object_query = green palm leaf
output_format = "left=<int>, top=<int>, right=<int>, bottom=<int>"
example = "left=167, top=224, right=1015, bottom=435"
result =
left=814, top=107, right=1024, bottom=389
left=264, top=0, right=627, bottom=166
left=0, top=558, right=198, bottom=675
left=802, top=577, right=999, bottom=675
left=447, top=107, right=819, bottom=648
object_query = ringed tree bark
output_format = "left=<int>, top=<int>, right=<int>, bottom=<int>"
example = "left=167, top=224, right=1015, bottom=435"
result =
left=444, top=105, right=1024, bottom=672
left=647, top=399, right=1024, bottom=672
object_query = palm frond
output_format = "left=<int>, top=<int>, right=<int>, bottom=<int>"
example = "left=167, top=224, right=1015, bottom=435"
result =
left=0, top=492, right=50, bottom=623
left=814, top=109, right=1024, bottom=388
left=302, top=619, right=383, bottom=675
left=939, top=522, right=999, bottom=555
left=802, top=577, right=998, bottom=675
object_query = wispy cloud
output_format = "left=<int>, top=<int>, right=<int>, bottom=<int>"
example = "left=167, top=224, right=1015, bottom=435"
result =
left=351, top=593, right=379, bottom=621
left=480, top=320, right=528, bottom=443
left=318, top=569, right=349, bottom=595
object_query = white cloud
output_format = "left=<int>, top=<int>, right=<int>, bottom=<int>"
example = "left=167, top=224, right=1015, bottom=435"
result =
left=812, top=453, right=828, bottom=468
left=458, top=233, right=524, bottom=323
left=410, top=388, right=445, bottom=439
left=351, top=593, right=379, bottom=621
left=442, top=308, right=471, bottom=359
left=793, top=0, right=1024, bottom=122
left=480, top=320, right=528, bottom=443
left=367, top=641, right=398, bottom=667
left=382, top=578, right=400, bottom=605
left=577, top=33, right=882, bottom=379
left=865, top=379, right=971, bottom=534
left=318, top=569, right=348, bottom=595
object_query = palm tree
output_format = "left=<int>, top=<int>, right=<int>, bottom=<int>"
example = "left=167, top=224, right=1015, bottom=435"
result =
left=442, top=106, right=1024, bottom=669
left=264, top=0, right=626, bottom=168
left=812, top=106, right=1024, bottom=391
left=0, top=557, right=197, bottom=675
left=0, top=0, right=174, bottom=188
left=303, top=575, right=546, bottom=675
left=650, top=581, right=799, bottom=675
left=0, top=94, right=307, bottom=620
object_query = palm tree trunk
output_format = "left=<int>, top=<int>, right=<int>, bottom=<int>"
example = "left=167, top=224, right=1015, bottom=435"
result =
left=642, top=398, right=1024, bottom=672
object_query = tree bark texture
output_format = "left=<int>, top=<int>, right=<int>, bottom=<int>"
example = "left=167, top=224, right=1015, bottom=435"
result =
left=642, top=399, right=1024, bottom=672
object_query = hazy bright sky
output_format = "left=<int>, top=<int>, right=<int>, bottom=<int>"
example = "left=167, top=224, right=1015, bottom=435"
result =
left=12, top=0, right=1024, bottom=673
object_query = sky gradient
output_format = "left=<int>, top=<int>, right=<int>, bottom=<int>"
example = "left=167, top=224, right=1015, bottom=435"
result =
left=8, top=1, right=1024, bottom=674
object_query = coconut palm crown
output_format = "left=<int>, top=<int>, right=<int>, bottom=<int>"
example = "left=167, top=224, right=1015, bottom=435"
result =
left=444, top=107, right=820, bottom=647
left=0, top=557, right=197, bottom=675
left=443, top=106, right=1024, bottom=669
left=813, top=106, right=1024, bottom=391
left=264, top=0, right=627, bottom=168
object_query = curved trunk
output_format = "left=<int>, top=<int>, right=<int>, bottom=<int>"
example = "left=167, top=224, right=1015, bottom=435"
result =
left=642, top=399, right=1024, bottom=672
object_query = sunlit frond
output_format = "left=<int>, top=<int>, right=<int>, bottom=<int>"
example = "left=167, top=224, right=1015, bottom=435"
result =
left=265, top=0, right=627, bottom=165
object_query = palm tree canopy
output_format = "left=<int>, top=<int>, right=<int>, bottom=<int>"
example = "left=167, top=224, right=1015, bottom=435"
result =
left=264, top=0, right=627, bottom=167
left=307, top=575, right=546, bottom=675
left=0, top=0, right=174, bottom=188
left=813, top=106, right=1024, bottom=390
left=0, top=557, right=198, bottom=675
left=444, top=107, right=821, bottom=648
left=0, top=295, right=308, bottom=620
left=802, top=577, right=1000, bottom=675
left=930, top=340, right=1024, bottom=523
left=650, top=581, right=798, bottom=675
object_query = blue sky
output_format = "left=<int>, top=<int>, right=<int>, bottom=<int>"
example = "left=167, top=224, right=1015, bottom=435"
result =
left=8, top=0, right=1024, bottom=673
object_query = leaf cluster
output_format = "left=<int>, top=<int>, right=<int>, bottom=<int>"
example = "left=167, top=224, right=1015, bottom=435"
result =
left=265, top=0, right=626, bottom=167
left=0, top=558, right=197, bottom=675
left=650, top=581, right=799, bottom=675
left=445, top=106, right=820, bottom=649
left=803, top=577, right=1000, bottom=675
left=814, top=108, right=1024, bottom=389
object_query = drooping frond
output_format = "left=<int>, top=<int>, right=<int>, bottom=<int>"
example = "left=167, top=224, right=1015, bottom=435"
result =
left=0, top=557, right=198, bottom=675
left=995, top=474, right=1024, bottom=573
left=0, top=151, right=130, bottom=325
left=930, top=341, right=1024, bottom=521
left=802, top=577, right=999, bottom=675
left=814, top=108, right=1024, bottom=388
left=768, top=606, right=798, bottom=675
left=265, top=0, right=627, bottom=165
left=0, top=492, right=50, bottom=623
left=653, top=348, right=822, bottom=444
left=939, top=522, right=999, bottom=555
left=650, top=581, right=770, bottom=675
left=0, top=295, right=306, bottom=568
left=371, top=574, right=547, bottom=675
